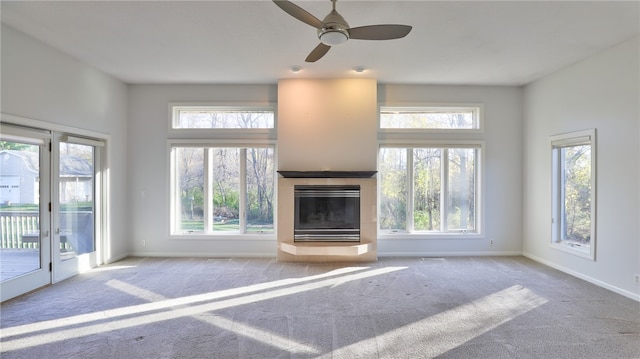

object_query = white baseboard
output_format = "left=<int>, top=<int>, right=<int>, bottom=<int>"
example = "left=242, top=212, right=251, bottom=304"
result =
left=128, top=251, right=276, bottom=258
left=126, top=251, right=522, bottom=259
left=102, top=252, right=129, bottom=265
left=523, top=251, right=640, bottom=302
left=378, top=251, right=523, bottom=257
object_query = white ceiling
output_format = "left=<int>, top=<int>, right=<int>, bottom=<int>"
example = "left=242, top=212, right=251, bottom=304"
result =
left=2, top=1, right=638, bottom=86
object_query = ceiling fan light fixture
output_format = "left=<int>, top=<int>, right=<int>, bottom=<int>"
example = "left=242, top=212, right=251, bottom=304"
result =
left=319, top=29, right=349, bottom=46
left=274, top=0, right=412, bottom=62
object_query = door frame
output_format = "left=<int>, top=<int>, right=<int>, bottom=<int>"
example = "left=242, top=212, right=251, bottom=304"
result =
left=0, top=113, right=110, bottom=301
left=52, top=132, right=106, bottom=282
left=0, top=123, right=52, bottom=301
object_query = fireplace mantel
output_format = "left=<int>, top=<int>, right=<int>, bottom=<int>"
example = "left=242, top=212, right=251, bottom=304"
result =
left=278, top=171, right=377, bottom=178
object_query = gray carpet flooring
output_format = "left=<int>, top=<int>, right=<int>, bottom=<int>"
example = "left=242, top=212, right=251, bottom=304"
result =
left=1, top=256, right=639, bottom=358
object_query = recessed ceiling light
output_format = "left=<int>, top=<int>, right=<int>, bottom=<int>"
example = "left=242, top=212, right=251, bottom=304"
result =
left=290, top=65, right=303, bottom=73
left=352, top=66, right=366, bottom=73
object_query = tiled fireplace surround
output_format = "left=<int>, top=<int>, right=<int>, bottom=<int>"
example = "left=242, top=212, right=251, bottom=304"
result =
left=277, top=176, right=377, bottom=262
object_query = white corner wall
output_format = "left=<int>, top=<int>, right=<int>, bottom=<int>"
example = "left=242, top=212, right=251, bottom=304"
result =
left=523, top=36, right=640, bottom=300
left=1, top=25, right=129, bottom=263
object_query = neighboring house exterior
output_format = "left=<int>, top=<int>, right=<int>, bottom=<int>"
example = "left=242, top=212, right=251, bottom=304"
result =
left=0, top=150, right=93, bottom=205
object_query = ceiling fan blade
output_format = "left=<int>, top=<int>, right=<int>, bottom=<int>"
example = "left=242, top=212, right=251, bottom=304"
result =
left=348, top=24, right=412, bottom=40
left=305, top=43, right=331, bottom=63
left=273, top=0, right=324, bottom=29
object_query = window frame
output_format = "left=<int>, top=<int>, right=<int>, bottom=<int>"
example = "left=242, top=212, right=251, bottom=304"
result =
left=379, top=103, right=484, bottom=134
left=550, top=129, right=597, bottom=260
left=168, top=103, right=277, bottom=138
left=168, top=103, right=277, bottom=240
left=168, top=139, right=276, bottom=240
left=377, top=139, right=484, bottom=239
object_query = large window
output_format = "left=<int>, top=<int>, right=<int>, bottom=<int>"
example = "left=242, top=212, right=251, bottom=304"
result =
left=378, top=104, right=483, bottom=237
left=551, top=129, right=596, bottom=260
left=171, top=145, right=274, bottom=235
left=379, top=145, right=481, bottom=235
left=169, top=105, right=276, bottom=237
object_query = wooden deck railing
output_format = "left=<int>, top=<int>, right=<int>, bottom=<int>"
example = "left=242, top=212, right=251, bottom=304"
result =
left=0, top=211, right=39, bottom=249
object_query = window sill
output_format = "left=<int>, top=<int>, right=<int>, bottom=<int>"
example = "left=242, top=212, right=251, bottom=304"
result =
left=170, top=233, right=276, bottom=241
left=378, top=233, right=483, bottom=240
left=550, top=242, right=594, bottom=261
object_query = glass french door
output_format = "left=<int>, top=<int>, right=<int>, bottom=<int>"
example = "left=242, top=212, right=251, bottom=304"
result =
left=0, top=125, right=52, bottom=302
left=53, top=135, right=101, bottom=282
left=0, top=122, right=104, bottom=301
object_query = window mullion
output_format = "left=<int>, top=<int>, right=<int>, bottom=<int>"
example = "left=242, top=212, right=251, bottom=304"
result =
left=441, top=149, right=449, bottom=232
left=473, top=148, right=479, bottom=232
left=170, top=148, right=179, bottom=233
left=551, top=149, right=559, bottom=242
left=406, top=148, right=414, bottom=233
left=204, top=148, right=213, bottom=234
left=239, top=148, right=247, bottom=234
left=559, top=148, right=567, bottom=241
left=556, top=149, right=562, bottom=240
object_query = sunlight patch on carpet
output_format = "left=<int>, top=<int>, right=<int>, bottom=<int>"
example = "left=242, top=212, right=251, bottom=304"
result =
left=0, top=266, right=406, bottom=353
left=333, top=285, right=548, bottom=358
left=1, top=265, right=368, bottom=338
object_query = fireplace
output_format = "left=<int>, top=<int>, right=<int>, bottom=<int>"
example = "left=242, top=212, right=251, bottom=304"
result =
left=294, top=185, right=360, bottom=242
left=277, top=172, right=377, bottom=261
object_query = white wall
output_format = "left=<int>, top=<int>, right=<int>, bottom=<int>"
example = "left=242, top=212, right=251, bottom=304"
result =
left=127, top=82, right=523, bottom=258
left=378, top=84, right=524, bottom=256
left=127, top=84, right=277, bottom=256
left=1, top=25, right=129, bottom=263
left=523, top=36, right=640, bottom=300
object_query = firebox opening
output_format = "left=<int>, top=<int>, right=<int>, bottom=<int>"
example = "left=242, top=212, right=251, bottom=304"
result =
left=294, top=185, right=360, bottom=242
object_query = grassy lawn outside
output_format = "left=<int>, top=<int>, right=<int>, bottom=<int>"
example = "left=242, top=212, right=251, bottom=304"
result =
left=1, top=203, right=93, bottom=212
left=180, top=219, right=273, bottom=233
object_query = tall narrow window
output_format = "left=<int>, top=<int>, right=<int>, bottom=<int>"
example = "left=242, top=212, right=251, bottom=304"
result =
left=551, top=129, right=596, bottom=260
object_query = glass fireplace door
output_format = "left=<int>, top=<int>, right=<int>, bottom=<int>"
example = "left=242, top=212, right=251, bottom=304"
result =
left=294, top=185, right=360, bottom=242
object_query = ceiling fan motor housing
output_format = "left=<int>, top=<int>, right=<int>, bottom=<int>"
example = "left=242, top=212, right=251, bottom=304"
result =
left=318, top=10, right=349, bottom=46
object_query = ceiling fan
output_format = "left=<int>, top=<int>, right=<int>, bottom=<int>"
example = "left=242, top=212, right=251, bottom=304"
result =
left=273, top=0, right=412, bottom=62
